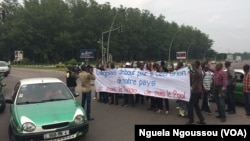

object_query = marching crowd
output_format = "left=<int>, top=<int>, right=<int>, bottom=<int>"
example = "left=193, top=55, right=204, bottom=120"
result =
left=66, top=59, right=250, bottom=125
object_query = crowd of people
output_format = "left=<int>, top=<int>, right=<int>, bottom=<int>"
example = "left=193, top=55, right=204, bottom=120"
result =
left=65, top=59, right=250, bottom=124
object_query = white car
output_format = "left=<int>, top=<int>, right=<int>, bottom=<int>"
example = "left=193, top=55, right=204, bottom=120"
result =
left=211, top=60, right=216, bottom=64
left=0, top=61, right=10, bottom=77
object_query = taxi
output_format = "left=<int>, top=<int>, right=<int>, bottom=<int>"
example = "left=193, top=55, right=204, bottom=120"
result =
left=5, top=77, right=88, bottom=141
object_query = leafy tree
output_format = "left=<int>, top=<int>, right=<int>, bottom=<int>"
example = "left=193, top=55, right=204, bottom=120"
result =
left=2, top=0, right=241, bottom=64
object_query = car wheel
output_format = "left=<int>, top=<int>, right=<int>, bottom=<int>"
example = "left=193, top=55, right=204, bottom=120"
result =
left=8, top=125, right=16, bottom=141
left=0, top=102, right=5, bottom=113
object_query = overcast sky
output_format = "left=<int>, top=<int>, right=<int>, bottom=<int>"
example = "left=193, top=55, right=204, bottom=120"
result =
left=95, top=0, right=250, bottom=53
left=1, top=0, right=249, bottom=53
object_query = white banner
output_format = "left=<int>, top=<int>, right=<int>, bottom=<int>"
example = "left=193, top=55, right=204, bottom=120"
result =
left=94, top=67, right=191, bottom=102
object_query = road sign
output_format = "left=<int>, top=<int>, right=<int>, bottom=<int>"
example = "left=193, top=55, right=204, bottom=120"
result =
left=14, top=50, right=23, bottom=61
left=176, top=51, right=186, bottom=59
left=226, top=54, right=234, bottom=62
left=79, top=49, right=94, bottom=59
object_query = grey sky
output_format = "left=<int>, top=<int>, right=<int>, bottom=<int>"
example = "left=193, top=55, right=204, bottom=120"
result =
left=1, top=0, right=249, bottom=53
left=96, top=0, right=250, bottom=53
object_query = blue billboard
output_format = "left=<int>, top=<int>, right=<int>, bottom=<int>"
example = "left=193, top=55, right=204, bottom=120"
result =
left=79, top=49, right=94, bottom=59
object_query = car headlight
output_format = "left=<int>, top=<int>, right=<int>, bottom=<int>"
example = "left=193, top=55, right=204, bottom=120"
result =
left=74, top=115, right=84, bottom=124
left=22, top=122, right=36, bottom=132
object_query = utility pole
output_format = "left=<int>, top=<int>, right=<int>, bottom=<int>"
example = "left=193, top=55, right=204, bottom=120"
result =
left=107, top=9, right=125, bottom=65
left=168, top=30, right=179, bottom=65
left=186, top=42, right=192, bottom=61
left=101, top=26, right=123, bottom=65
left=0, top=9, right=6, bottom=22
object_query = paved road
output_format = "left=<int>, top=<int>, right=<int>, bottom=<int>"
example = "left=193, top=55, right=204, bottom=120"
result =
left=0, top=63, right=250, bottom=141
left=210, top=59, right=249, bottom=69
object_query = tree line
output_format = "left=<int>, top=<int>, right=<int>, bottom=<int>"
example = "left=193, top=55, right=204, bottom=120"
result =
left=0, top=0, right=249, bottom=64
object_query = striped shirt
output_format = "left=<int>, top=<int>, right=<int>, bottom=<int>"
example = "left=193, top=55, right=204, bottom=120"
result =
left=243, top=72, right=250, bottom=93
left=202, top=71, right=213, bottom=90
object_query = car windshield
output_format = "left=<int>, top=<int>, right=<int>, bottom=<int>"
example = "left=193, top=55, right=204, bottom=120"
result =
left=0, top=62, right=7, bottom=67
left=16, top=82, right=73, bottom=105
left=235, top=71, right=244, bottom=83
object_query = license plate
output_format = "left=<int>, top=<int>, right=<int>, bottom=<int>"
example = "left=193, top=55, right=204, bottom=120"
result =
left=44, top=130, right=69, bottom=139
left=46, top=133, right=77, bottom=141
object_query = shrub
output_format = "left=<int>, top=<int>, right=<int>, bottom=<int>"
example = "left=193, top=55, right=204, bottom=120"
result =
left=55, top=63, right=66, bottom=68
left=66, top=58, right=77, bottom=66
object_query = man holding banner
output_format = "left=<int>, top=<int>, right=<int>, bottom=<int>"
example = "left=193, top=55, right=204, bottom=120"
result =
left=122, top=62, right=136, bottom=107
left=109, top=63, right=119, bottom=105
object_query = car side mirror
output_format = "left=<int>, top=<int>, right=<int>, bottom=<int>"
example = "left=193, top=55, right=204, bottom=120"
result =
left=74, top=93, right=79, bottom=97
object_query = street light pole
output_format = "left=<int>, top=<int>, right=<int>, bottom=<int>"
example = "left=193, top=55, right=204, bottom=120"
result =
left=106, top=12, right=119, bottom=65
left=101, top=31, right=109, bottom=65
left=101, top=26, right=122, bottom=65
left=101, top=32, right=104, bottom=65
left=0, top=8, right=5, bottom=22
left=168, top=30, right=179, bottom=65
left=203, top=48, right=211, bottom=61
left=106, top=9, right=124, bottom=65
left=186, top=42, right=192, bottom=61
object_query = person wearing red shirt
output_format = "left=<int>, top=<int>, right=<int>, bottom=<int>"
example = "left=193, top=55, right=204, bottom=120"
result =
left=208, top=63, right=227, bottom=122
left=242, top=64, right=250, bottom=117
